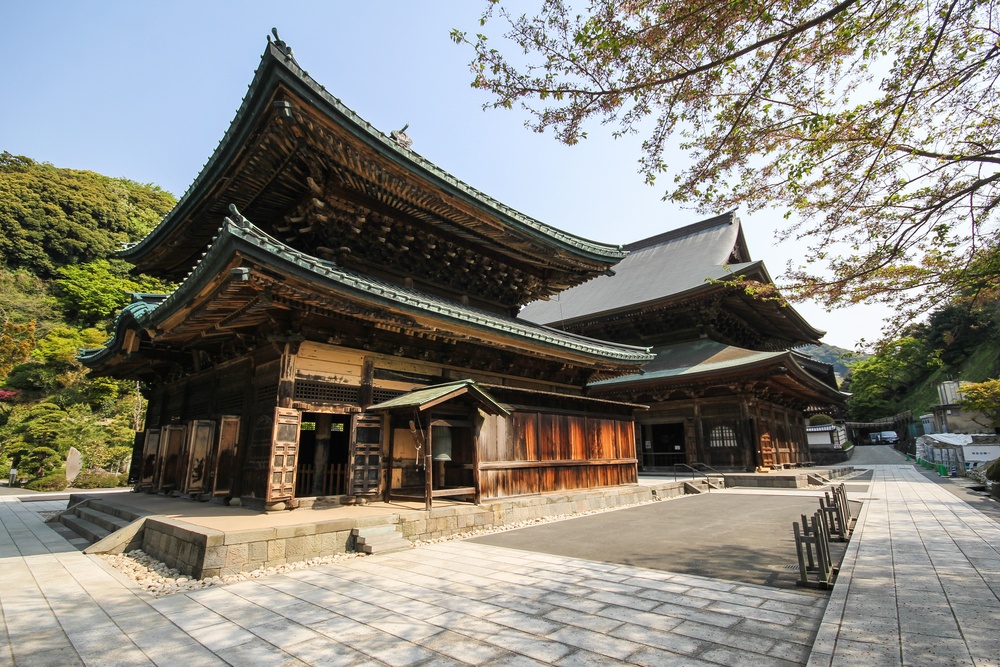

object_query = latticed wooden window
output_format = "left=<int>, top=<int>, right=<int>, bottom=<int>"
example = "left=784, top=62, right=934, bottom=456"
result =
left=293, top=381, right=359, bottom=404
left=709, top=424, right=739, bottom=448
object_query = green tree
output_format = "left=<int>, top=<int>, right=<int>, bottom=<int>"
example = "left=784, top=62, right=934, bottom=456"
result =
left=455, top=1, right=1000, bottom=316
left=53, top=259, right=172, bottom=327
left=0, top=268, right=60, bottom=332
left=845, top=336, right=939, bottom=420
left=959, top=378, right=1000, bottom=428
left=0, top=319, right=34, bottom=378
left=0, top=152, right=174, bottom=278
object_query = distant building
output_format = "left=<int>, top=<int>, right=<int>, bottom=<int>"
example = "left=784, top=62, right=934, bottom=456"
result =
left=521, top=214, right=846, bottom=472
left=930, top=381, right=993, bottom=435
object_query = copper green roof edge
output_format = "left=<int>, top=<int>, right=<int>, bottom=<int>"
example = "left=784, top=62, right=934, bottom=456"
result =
left=217, top=209, right=651, bottom=363
left=121, top=39, right=625, bottom=266
left=367, top=379, right=511, bottom=416
left=589, top=342, right=846, bottom=400
left=98, top=207, right=653, bottom=367
left=78, top=297, right=165, bottom=366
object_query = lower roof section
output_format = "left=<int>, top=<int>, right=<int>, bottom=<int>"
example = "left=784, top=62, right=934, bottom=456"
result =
left=589, top=338, right=846, bottom=406
left=81, top=206, right=651, bottom=379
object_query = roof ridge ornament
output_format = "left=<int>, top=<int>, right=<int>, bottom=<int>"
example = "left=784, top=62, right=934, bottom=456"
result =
left=390, top=123, right=413, bottom=149
left=268, top=28, right=294, bottom=60
left=227, top=203, right=251, bottom=229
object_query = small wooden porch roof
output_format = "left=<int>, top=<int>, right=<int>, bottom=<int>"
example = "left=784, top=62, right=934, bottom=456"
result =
left=367, top=379, right=510, bottom=417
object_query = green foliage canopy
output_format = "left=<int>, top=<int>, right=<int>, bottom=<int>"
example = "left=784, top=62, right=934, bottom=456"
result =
left=456, top=1, right=1000, bottom=318
left=54, top=259, right=172, bottom=327
left=845, top=336, right=940, bottom=420
left=959, top=378, right=1000, bottom=427
left=0, top=152, right=174, bottom=278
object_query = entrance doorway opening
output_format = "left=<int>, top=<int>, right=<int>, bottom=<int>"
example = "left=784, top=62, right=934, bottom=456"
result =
left=296, top=413, right=351, bottom=496
left=642, top=422, right=687, bottom=469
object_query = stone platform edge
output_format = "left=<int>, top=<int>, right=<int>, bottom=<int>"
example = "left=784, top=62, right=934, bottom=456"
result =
left=74, top=467, right=853, bottom=579
left=85, top=480, right=699, bottom=578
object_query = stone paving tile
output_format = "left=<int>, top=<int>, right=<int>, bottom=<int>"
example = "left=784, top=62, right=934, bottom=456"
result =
left=383, top=630, right=491, bottom=666
left=214, top=636, right=307, bottom=666
left=807, top=465, right=1000, bottom=666
left=608, top=621, right=707, bottom=656
left=283, top=636, right=390, bottom=667
left=185, top=620, right=258, bottom=652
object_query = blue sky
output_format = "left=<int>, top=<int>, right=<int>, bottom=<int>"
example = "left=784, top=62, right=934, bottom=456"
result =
left=1, top=1, right=888, bottom=350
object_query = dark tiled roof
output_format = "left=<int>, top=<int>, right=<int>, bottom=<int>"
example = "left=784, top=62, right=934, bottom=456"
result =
left=590, top=338, right=786, bottom=386
left=590, top=338, right=845, bottom=403
left=521, top=212, right=751, bottom=325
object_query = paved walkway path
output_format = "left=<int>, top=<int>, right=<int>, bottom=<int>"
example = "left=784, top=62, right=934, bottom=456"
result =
left=3, top=463, right=998, bottom=666
left=1, top=495, right=825, bottom=666
left=809, top=464, right=1000, bottom=666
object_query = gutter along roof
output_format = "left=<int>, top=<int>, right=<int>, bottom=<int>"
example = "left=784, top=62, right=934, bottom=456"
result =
left=120, top=35, right=625, bottom=305
left=82, top=207, right=652, bottom=375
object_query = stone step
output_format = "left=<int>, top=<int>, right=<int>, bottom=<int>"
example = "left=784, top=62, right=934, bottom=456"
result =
left=75, top=506, right=131, bottom=534
left=59, top=514, right=111, bottom=544
left=353, top=524, right=400, bottom=537
left=682, top=482, right=703, bottom=495
left=357, top=537, right=412, bottom=555
left=80, top=498, right=145, bottom=523
left=352, top=525, right=411, bottom=554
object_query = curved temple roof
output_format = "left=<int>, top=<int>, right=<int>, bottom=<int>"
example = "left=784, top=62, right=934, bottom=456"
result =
left=83, top=206, right=652, bottom=373
left=520, top=212, right=824, bottom=345
left=590, top=338, right=846, bottom=404
left=120, top=34, right=625, bottom=299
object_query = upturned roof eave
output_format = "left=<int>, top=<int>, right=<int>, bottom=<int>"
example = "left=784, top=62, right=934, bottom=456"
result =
left=120, top=38, right=625, bottom=274
left=94, top=207, right=653, bottom=371
left=589, top=345, right=845, bottom=403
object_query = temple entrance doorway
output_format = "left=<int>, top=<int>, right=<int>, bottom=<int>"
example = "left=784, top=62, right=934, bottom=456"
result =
left=296, top=413, right=351, bottom=497
left=641, top=422, right=687, bottom=470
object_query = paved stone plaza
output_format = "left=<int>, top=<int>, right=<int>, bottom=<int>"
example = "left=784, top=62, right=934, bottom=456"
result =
left=1, top=461, right=998, bottom=666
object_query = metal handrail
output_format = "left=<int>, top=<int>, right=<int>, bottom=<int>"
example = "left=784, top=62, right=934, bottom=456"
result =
left=672, top=463, right=705, bottom=482
left=692, top=462, right=725, bottom=480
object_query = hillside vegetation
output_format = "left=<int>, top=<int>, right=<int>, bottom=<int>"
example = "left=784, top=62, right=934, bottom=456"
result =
left=842, top=299, right=1000, bottom=421
left=0, top=152, right=175, bottom=490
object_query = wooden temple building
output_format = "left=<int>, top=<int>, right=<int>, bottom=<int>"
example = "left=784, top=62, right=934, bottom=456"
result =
left=80, top=34, right=653, bottom=511
left=521, top=213, right=846, bottom=472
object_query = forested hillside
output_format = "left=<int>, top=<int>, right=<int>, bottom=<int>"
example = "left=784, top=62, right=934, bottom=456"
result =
left=842, top=300, right=1000, bottom=421
left=799, top=343, right=858, bottom=381
left=0, top=152, right=175, bottom=490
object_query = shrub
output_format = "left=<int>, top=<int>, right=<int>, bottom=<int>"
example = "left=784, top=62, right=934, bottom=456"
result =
left=986, top=458, right=1000, bottom=483
left=809, top=414, right=835, bottom=426
left=25, top=473, right=68, bottom=492
left=72, top=469, right=127, bottom=489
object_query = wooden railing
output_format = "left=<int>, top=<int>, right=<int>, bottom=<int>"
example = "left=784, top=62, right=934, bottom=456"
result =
left=295, top=463, right=349, bottom=497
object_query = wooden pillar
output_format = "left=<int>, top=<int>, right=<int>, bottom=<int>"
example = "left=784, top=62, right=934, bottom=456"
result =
left=740, top=395, right=754, bottom=471
left=231, top=355, right=256, bottom=499
left=692, top=402, right=703, bottom=464
left=424, top=428, right=433, bottom=511
left=276, top=341, right=300, bottom=409
left=312, top=413, right=332, bottom=496
left=359, top=357, right=374, bottom=409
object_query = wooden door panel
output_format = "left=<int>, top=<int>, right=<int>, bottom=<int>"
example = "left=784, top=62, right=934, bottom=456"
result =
left=267, top=408, right=300, bottom=502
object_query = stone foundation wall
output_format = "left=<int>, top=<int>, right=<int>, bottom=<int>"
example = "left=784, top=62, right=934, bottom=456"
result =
left=136, top=475, right=841, bottom=579
left=140, top=517, right=357, bottom=579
